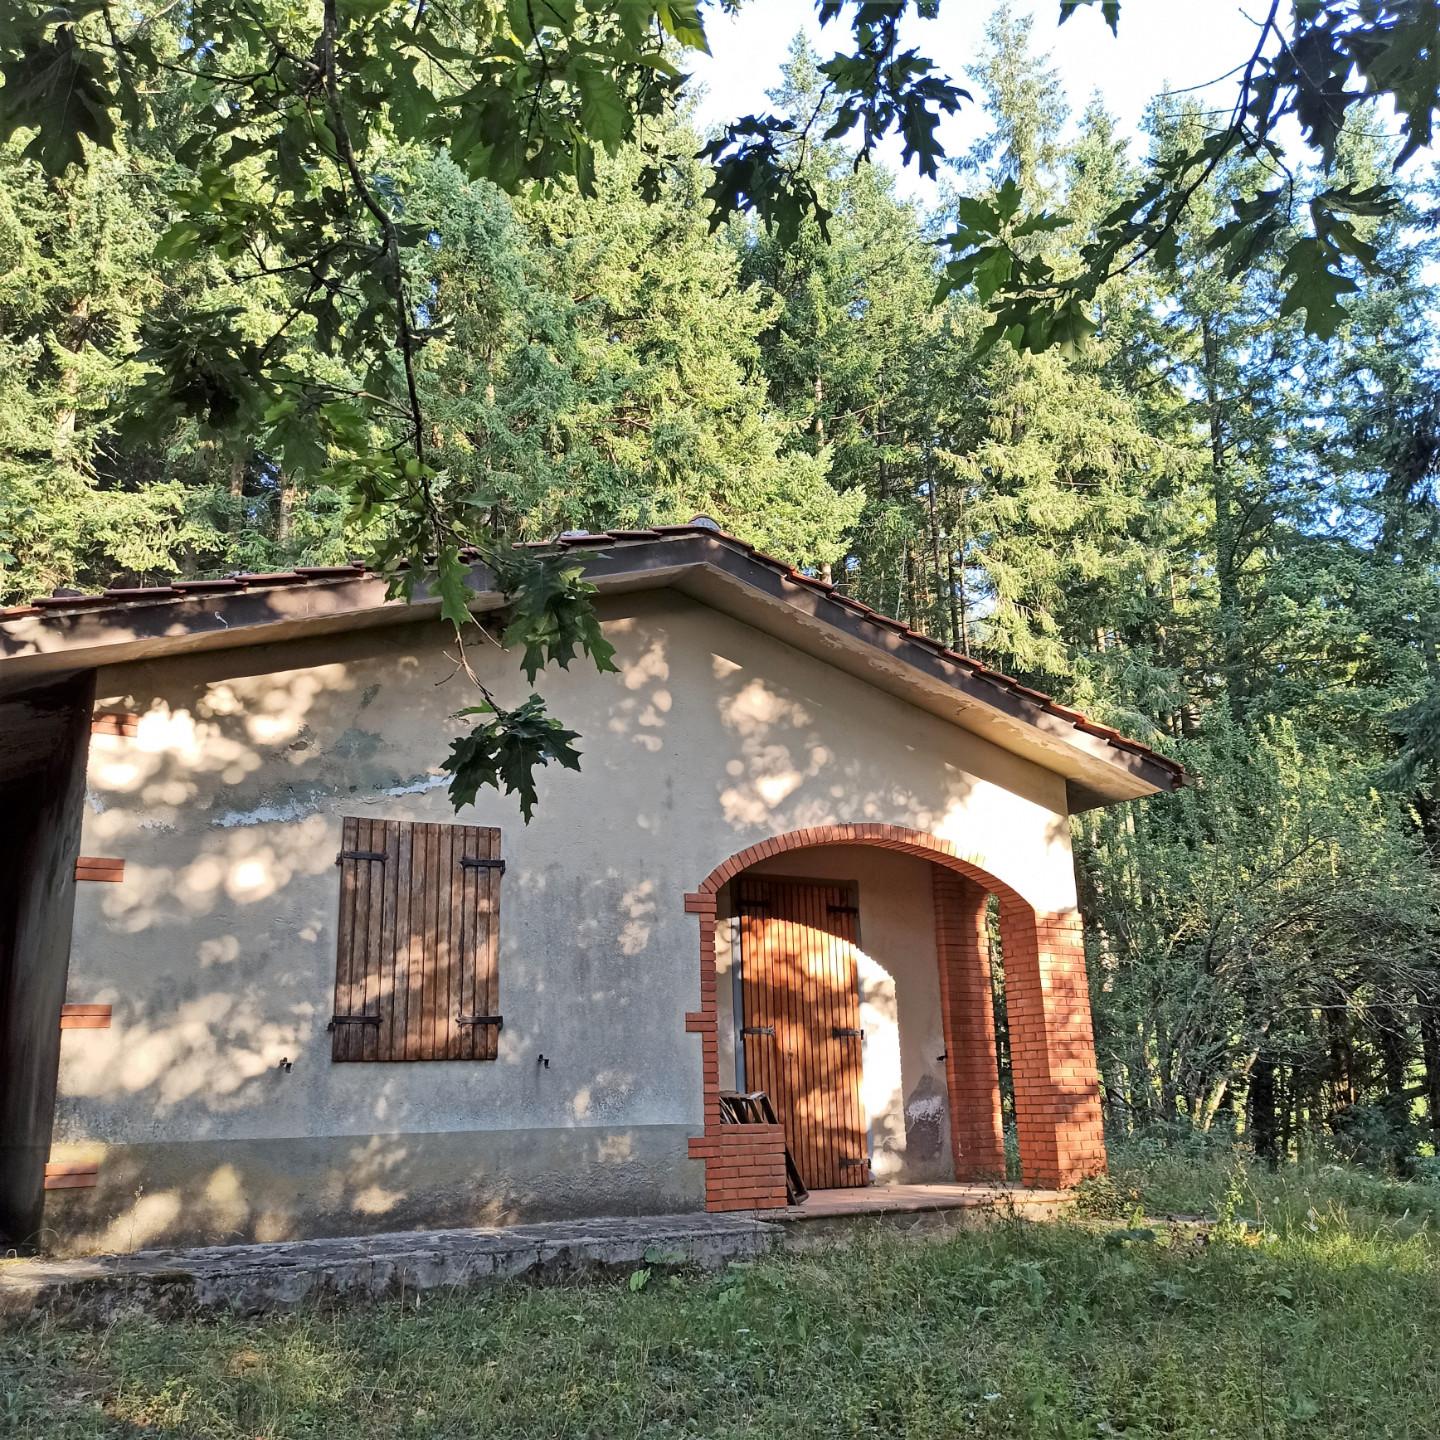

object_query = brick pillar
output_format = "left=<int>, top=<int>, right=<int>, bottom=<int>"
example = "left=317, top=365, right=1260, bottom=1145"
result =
left=999, top=901, right=1107, bottom=1188
left=932, top=869, right=1006, bottom=1180
left=684, top=890, right=788, bottom=1212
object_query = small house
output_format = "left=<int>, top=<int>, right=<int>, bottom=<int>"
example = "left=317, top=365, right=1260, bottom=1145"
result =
left=0, top=525, right=1182, bottom=1255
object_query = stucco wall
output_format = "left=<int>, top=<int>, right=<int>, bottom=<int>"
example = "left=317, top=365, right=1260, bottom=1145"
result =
left=49, top=588, right=1074, bottom=1252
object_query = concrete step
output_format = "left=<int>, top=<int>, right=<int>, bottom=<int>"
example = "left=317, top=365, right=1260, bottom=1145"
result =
left=0, top=1212, right=784, bottom=1322
left=1, top=1186, right=1076, bottom=1323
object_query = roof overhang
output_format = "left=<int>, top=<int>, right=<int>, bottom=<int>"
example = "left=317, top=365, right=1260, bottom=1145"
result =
left=0, top=528, right=1185, bottom=811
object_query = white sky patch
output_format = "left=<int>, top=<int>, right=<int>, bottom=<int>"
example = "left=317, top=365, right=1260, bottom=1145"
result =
left=686, top=2, right=1327, bottom=204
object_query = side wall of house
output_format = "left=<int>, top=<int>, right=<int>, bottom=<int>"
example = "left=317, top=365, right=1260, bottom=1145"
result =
left=46, top=589, right=1075, bottom=1253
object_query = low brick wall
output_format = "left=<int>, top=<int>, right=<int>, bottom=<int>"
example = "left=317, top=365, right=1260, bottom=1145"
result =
left=688, top=1124, right=788, bottom=1212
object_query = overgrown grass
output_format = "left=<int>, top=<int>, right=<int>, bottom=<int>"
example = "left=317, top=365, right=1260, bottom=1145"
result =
left=3, top=1152, right=1437, bottom=1439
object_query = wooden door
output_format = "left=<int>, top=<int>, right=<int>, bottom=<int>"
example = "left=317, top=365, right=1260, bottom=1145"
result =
left=737, top=877, right=869, bottom=1189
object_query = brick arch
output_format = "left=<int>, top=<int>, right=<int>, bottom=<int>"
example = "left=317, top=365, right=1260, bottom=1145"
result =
left=693, top=822, right=1038, bottom=913
left=683, top=825, right=1106, bottom=1211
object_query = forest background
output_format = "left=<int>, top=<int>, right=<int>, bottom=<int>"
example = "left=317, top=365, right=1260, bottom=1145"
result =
left=4, top=6, right=1439, bottom=1168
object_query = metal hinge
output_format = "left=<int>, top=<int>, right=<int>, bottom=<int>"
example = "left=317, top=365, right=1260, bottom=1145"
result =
left=459, top=857, right=506, bottom=873
left=741, top=1025, right=776, bottom=1037
left=840, top=1156, right=872, bottom=1170
left=336, top=849, right=386, bottom=864
left=328, top=1014, right=382, bottom=1030
left=456, top=1014, right=504, bottom=1029
left=827, top=903, right=860, bottom=916
left=833, top=1026, right=864, bottom=1039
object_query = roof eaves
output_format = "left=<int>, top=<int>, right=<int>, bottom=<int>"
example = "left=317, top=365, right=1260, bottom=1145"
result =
left=0, top=525, right=1186, bottom=789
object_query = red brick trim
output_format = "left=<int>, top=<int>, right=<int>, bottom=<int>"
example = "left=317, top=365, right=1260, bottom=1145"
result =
left=695, top=823, right=1038, bottom=906
left=689, top=1124, right=788, bottom=1210
left=60, top=1004, right=112, bottom=1030
left=75, top=857, right=124, bottom=883
left=932, top=869, right=1007, bottom=1180
left=91, top=711, right=139, bottom=737
left=684, top=823, right=1106, bottom=1204
left=44, top=1162, right=99, bottom=1190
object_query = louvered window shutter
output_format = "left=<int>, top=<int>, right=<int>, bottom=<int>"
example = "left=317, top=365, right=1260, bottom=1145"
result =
left=331, top=817, right=502, bottom=1061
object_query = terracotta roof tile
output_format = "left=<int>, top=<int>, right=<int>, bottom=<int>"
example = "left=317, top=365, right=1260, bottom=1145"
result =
left=31, top=594, right=114, bottom=610
left=232, top=572, right=311, bottom=587
left=0, top=526, right=1184, bottom=785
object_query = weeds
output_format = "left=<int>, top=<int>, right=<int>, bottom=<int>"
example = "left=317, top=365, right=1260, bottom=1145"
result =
left=1, top=1153, right=1436, bottom=1438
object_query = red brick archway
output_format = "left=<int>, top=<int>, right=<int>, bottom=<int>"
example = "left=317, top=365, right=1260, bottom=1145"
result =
left=683, top=823, right=1106, bottom=1210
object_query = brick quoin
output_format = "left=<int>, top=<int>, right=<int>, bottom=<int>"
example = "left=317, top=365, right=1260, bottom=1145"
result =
left=685, top=825, right=1106, bottom=1209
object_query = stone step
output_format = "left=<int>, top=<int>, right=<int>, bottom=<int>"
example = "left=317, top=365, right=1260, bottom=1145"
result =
left=0, top=1212, right=784, bottom=1322
left=1, top=1186, right=1077, bottom=1323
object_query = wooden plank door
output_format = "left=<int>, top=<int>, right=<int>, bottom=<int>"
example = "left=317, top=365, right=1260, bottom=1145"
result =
left=737, top=877, right=869, bottom=1189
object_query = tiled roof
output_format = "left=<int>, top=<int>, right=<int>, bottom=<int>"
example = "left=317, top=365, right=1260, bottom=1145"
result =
left=0, top=524, right=1184, bottom=785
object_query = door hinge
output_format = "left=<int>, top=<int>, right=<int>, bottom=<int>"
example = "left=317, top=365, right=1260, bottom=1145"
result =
left=456, top=1013, right=504, bottom=1029
left=336, top=850, right=386, bottom=864
left=832, top=1026, right=864, bottom=1039
left=741, top=1025, right=776, bottom=1037
left=840, top=1156, right=872, bottom=1170
left=328, top=1014, right=382, bottom=1030
left=459, top=857, right=506, bottom=873
left=827, top=903, right=860, bottom=915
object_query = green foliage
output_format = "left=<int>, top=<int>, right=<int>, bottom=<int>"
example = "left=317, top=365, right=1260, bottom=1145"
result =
left=2, top=0, right=1436, bottom=819
left=488, top=549, right=617, bottom=683
left=4, top=1154, right=1439, bottom=1438
left=441, top=694, right=582, bottom=823
left=0, top=3, right=1436, bottom=1140
left=0, top=23, right=114, bottom=176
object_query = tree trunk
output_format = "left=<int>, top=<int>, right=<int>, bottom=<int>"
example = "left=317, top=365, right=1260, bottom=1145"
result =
left=1419, top=998, right=1440, bottom=1143
left=276, top=472, right=296, bottom=546
left=1249, top=1048, right=1279, bottom=1165
left=54, top=295, right=90, bottom=445
left=1202, top=316, right=1245, bottom=720
left=925, top=451, right=944, bottom=640
left=1326, top=1004, right=1356, bottom=1116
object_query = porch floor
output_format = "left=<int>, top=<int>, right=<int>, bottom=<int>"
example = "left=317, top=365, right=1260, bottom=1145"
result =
left=784, top=1181, right=1074, bottom=1221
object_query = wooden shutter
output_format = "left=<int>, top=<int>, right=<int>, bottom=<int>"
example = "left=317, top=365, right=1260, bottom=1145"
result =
left=331, top=817, right=501, bottom=1062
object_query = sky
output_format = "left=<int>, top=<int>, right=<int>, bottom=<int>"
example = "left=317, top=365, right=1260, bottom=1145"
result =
left=685, top=1, right=1279, bottom=203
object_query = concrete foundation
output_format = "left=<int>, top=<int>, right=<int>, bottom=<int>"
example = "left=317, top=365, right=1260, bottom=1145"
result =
left=36, top=1124, right=703, bottom=1257
left=1, top=1184, right=1075, bottom=1322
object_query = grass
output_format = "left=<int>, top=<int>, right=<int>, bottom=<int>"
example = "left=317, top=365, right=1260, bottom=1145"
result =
left=3, top=1150, right=1439, bottom=1439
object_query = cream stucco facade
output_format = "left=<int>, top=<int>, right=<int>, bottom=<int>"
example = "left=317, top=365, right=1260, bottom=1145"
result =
left=44, top=588, right=1079, bottom=1254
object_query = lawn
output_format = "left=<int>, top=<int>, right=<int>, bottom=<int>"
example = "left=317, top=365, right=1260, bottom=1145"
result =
left=3, top=1150, right=1438, bottom=1439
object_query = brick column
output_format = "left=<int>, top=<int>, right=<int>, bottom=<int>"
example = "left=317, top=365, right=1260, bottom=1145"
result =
left=999, top=902, right=1106, bottom=1188
left=932, top=869, right=1007, bottom=1180
left=684, top=890, right=789, bottom=1212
